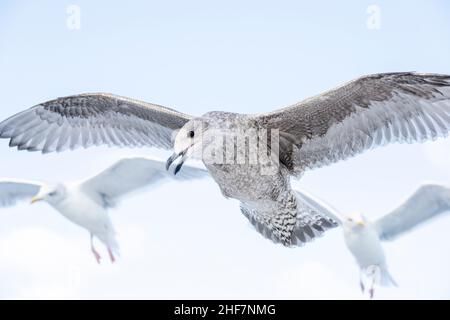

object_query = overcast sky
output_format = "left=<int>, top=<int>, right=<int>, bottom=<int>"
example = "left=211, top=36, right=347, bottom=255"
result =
left=0, top=0, right=450, bottom=299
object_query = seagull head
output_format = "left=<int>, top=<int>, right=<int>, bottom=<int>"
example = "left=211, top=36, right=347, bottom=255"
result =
left=167, top=117, right=214, bottom=175
left=167, top=112, right=241, bottom=174
left=343, top=212, right=368, bottom=230
left=31, top=183, right=66, bottom=205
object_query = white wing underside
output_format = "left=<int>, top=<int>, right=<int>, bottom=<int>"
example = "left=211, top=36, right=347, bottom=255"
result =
left=0, top=179, right=42, bottom=207
left=80, top=157, right=208, bottom=207
left=375, top=184, right=450, bottom=241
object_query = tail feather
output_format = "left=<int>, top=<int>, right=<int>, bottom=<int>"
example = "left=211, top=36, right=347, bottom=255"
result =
left=240, top=194, right=339, bottom=247
left=95, top=227, right=121, bottom=257
left=106, top=233, right=121, bottom=257
left=363, top=265, right=398, bottom=288
left=380, top=267, right=398, bottom=287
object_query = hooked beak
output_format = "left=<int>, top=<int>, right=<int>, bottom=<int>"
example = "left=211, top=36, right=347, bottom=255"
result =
left=166, top=150, right=187, bottom=175
left=30, top=196, right=43, bottom=204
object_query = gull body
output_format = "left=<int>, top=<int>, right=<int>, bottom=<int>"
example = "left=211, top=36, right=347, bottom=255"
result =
left=183, top=113, right=286, bottom=207
left=344, top=219, right=386, bottom=271
left=31, top=182, right=119, bottom=263
left=169, top=111, right=338, bottom=246
left=342, top=213, right=396, bottom=297
left=53, top=184, right=111, bottom=236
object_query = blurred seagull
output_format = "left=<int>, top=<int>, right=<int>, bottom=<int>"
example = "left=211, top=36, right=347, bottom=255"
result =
left=0, top=157, right=206, bottom=263
left=295, top=184, right=450, bottom=298
left=1, top=72, right=450, bottom=247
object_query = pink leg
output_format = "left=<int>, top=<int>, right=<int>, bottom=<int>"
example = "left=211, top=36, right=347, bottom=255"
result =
left=359, top=270, right=365, bottom=294
left=369, top=270, right=376, bottom=299
left=108, top=247, right=116, bottom=263
left=90, top=234, right=101, bottom=264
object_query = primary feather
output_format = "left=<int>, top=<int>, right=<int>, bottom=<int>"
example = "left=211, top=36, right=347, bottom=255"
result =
left=0, top=93, right=192, bottom=153
left=257, top=72, right=450, bottom=173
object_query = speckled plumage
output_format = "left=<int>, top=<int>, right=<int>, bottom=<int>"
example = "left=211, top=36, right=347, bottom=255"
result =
left=0, top=93, right=190, bottom=153
left=196, top=112, right=337, bottom=246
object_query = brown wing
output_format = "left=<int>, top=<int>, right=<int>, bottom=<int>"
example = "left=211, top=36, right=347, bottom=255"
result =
left=257, top=72, right=450, bottom=174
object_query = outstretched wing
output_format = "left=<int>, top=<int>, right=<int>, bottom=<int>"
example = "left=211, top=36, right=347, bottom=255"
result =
left=294, top=188, right=343, bottom=224
left=375, top=184, right=450, bottom=241
left=240, top=190, right=339, bottom=247
left=0, top=93, right=192, bottom=153
left=257, top=73, right=450, bottom=174
left=80, top=157, right=207, bottom=207
left=0, top=179, right=42, bottom=207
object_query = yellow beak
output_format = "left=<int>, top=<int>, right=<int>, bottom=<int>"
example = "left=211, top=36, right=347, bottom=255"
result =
left=357, top=221, right=365, bottom=227
left=30, top=196, right=43, bottom=204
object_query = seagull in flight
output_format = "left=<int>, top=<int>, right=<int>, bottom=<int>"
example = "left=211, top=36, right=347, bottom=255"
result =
left=295, top=183, right=450, bottom=298
left=0, top=157, right=206, bottom=263
left=0, top=72, right=449, bottom=247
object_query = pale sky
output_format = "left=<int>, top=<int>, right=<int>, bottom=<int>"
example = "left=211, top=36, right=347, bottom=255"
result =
left=0, top=0, right=450, bottom=299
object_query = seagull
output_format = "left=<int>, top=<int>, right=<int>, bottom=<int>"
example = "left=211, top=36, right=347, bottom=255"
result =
left=295, top=184, right=450, bottom=298
left=0, top=72, right=449, bottom=247
left=0, top=157, right=206, bottom=263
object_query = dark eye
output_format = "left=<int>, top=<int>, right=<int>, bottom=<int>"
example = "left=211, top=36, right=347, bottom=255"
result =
left=188, top=130, right=195, bottom=138
left=49, top=192, right=57, bottom=197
